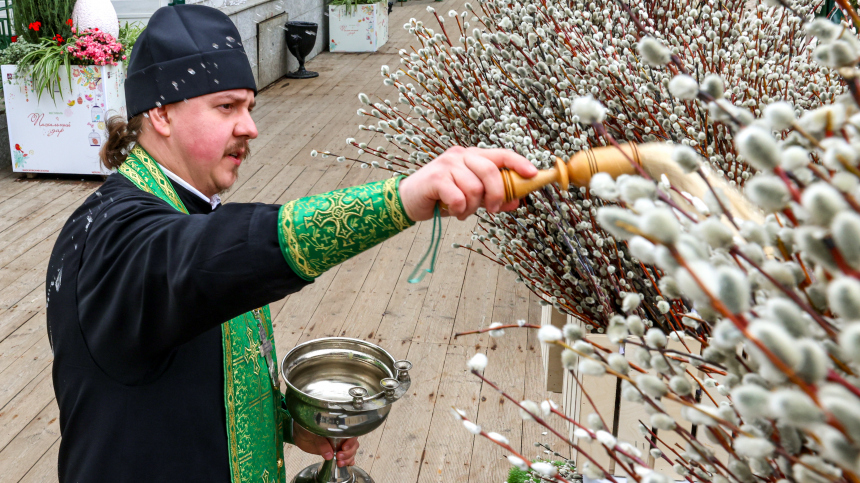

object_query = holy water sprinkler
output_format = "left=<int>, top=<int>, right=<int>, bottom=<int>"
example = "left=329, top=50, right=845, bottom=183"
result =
left=499, top=142, right=672, bottom=202
left=284, top=21, right=319, bottom=79
left=281, top=338, right=412, bottom=483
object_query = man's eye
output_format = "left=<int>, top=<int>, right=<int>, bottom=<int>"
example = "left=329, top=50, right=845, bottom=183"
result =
left=221, top=104, right=232, bottom=109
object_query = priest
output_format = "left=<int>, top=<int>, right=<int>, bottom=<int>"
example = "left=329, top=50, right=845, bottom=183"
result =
left=46, top=4, right=537, bottom=482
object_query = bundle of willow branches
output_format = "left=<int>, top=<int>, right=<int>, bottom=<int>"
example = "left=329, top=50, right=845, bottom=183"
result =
left=319, top=0, right=860, bottom=480
left=325, top=0, right=840, bottom=330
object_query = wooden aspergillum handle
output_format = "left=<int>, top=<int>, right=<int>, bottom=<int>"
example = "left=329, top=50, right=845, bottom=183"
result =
left=499, top=143, right=646, bottom=203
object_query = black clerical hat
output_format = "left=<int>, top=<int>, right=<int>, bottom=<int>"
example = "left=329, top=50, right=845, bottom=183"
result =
left=124, top=5, right=257, bottom=118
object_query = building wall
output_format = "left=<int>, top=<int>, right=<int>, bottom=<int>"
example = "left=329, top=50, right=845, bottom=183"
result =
left=111, top=0, right=328, bottom=89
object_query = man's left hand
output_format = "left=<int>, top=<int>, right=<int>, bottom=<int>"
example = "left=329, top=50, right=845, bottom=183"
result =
left=293, top=422, right=359, bottom=467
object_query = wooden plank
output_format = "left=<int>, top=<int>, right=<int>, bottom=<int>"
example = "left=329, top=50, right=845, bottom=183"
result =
left=250, top=165, right=306, bottom=204
left=338, top=214, right=420, bottom=341
left=372, top=217, right=452, bottom=342
left=0, top=398, right=60, bottom=482
left=0, top=185, right=92, bottom=254
left=415, top=344, right=481, bottom=483
left=467, top=264, right=531, bottom=482
left=0, top=285, right=43, bottom=343
left=0, top=310, right=47, bottom=375
left=448, top=247, right=500, bottom=349
left=0, top=183, right=66, bottom=234
left=363, top=341, right=447, bottom=482
left=411, top=217, right=483, bottom=345
left=0, top=335, right=52, bottom=411
left=19, top=437, right=60, bottom=483
left=0, top=365, right=53, bottom=450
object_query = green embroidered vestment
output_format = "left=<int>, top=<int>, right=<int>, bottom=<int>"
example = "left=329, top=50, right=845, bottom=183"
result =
left=119, top=145, right=414, bottom=482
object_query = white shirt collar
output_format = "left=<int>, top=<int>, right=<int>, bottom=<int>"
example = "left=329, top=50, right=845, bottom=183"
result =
left=156, top=162, right=221, bottom=210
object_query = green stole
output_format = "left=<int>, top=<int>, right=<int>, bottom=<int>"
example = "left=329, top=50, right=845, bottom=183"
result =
left=119, top=146, right=290, bottom=483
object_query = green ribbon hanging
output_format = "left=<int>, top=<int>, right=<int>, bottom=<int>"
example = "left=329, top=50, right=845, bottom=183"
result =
left=408, top=203, right=443, bottom=284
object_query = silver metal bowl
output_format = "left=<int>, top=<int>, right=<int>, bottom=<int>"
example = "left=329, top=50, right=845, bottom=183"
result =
left=281, top=338, right=413, bottom=483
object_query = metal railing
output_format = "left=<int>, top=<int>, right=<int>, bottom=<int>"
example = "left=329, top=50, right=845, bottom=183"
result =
left=0, top=0, right=13, bottom=50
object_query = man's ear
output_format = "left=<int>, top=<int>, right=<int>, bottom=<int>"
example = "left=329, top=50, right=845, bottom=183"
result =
left=148, top=106, right=171, bottom=137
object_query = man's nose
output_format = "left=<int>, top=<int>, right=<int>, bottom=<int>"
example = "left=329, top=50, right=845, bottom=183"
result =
left=236, top=111, right=258, bottom=139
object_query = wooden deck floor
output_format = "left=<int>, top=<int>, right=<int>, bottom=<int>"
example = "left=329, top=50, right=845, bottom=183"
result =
left=0, top=1, right=562, bottom=481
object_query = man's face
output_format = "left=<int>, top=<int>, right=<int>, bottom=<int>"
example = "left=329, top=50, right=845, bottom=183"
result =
left=166, top=89, right=258, bottom=196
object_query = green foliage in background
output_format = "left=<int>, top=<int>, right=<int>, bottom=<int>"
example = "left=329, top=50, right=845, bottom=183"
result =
left=0, top=39, right=40, bottom=65
left=328, top=0, right=385, bottom=15
left=117, top=21, right=144, bottom=69
left=506, top=460, right=576, bottom=483
left=12, top=0, right=74, bottom=44
left=17, top=39, right=71, bottom=102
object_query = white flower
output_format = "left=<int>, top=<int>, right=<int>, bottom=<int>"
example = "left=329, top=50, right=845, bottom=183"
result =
left=745, top=175, right=791, bottom=212
left=467, top=353, right=488, bottom=371
left=462, top=420, right=481, bottom=434
left=487, top=432, right=509, bottom=445
left=537, top=325, right=563, bottom=342
left=828, top=277, right=860, bottom=319
left=637, top=36, right=671, bottom=66
left=596, top=430, right=617, bottom=448
left=700, top=74, right=725, bottom=98
left=801, top=182, right=848, bottom=227
left=589, top=172, right=619, bottom=201
left=571, top=95, right=606, bottom=124
left=622, top=293, right=641, bottom=312
left=507, top=455, right=528, bottom=471
left=735, top=126, right=780, bottom=171
left=579, top=359, right=606, bottom=376
left=540, top=400, right=557, bottom=416
left=358, top=93, right=370, bottom=105
left=488, top=322, right=505, bottom=337
left=563, top=323, right=583, bottom=341
left=450, top=408, right=467, bottom=420
left=763, top=101, right=796, bottom=131
left=671, top=145, right=701, bottom=173
left=531, top=462, right=558, bottom=477
left=668, top=74, right=699, bottom=100
left=519, top=400, right=540, bottom=420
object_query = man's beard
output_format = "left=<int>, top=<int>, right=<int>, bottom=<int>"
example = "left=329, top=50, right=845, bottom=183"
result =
left=219, top=139, right=250, bottom=196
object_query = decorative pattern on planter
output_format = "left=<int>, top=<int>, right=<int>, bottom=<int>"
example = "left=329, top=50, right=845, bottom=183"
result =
left=328, top=2, right=388, bottom=53
left=2, top=64, right=125, bottom=175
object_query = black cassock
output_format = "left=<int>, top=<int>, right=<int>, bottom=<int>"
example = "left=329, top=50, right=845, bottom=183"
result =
left=46, top=173, right=310, bottom=482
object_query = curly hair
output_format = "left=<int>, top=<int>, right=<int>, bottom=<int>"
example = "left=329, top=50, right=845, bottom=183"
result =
left=99, top=114, right=144, bottom=170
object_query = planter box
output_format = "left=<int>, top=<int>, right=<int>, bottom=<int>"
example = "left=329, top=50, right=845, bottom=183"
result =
left=328, top=2, right=388, bottom=52
left=2, top=64, right=126, bottom=175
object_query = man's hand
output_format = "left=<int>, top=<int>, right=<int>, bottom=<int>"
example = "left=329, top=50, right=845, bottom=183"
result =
left=398, top=147, right=538, bottom=221
left=293, top=422, right=359, bottom=467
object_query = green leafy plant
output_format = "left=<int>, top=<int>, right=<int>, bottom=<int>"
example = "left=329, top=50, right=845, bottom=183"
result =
left=12, top=0, right=74, bottom=44
left=328, top=0, right=385, bottom=16
left=0, top=39, right=41, bottom=65
left=117, top=21, right=144, bottom=69
left=17, top=38, right=71, bottom=102
left=507, top=459, right=576, bottom=483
